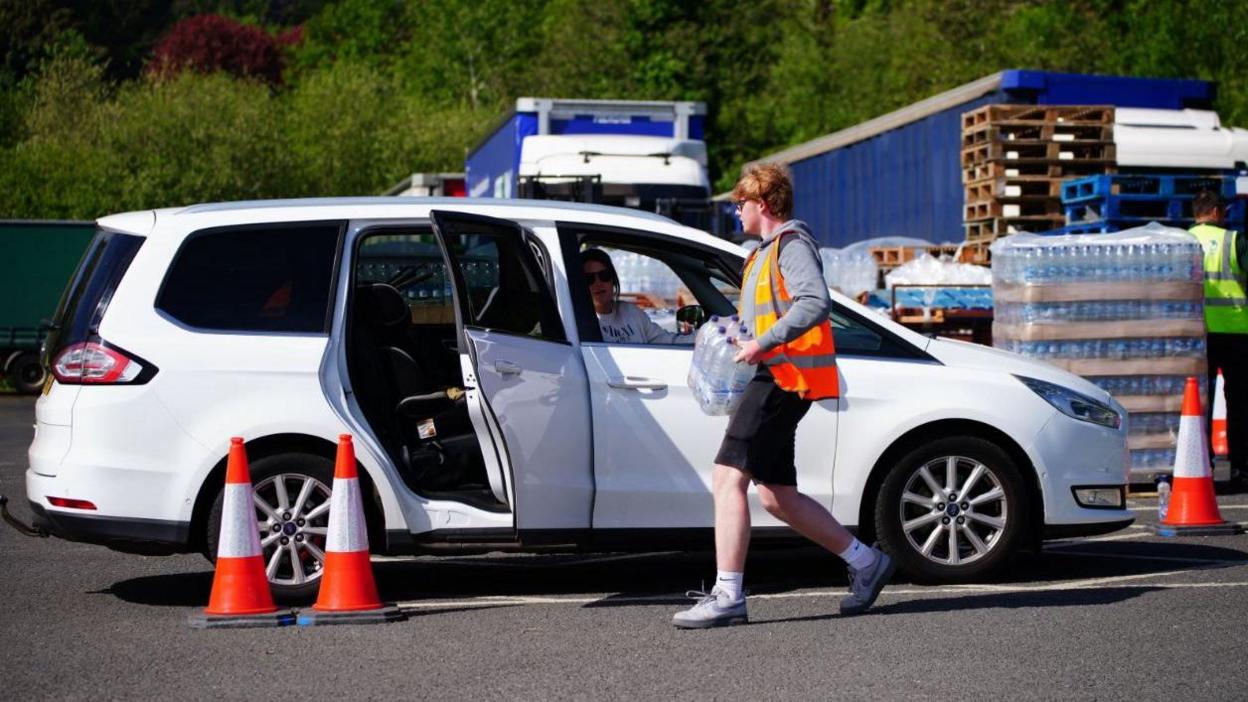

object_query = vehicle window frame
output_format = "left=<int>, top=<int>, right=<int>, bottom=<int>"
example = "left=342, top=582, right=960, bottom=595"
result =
left=154, top=220, right=346, bottom=337
left=556, top=222, right=742, bottom=346
left=429, top=211, right=569, bottom=345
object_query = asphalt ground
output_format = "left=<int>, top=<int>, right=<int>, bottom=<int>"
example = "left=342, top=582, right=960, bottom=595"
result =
left=2, top=395, right=1247, bottom=700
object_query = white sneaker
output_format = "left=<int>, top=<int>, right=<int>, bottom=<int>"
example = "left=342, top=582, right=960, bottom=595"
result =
left=840, top=546, right=896, bottom=615
left=671, top=586, right=748, bottom=629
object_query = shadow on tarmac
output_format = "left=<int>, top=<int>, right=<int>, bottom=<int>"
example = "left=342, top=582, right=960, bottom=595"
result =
left=753, top=586, right=1160, bottom=625
left=98, top=537, right=1246, bottom=610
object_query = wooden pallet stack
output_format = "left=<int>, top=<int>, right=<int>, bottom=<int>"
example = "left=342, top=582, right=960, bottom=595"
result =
left=961, top=105, right=1117, bottom=259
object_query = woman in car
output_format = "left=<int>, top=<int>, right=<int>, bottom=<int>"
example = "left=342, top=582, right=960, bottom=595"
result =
left=581, top=248, right=693, bottom=345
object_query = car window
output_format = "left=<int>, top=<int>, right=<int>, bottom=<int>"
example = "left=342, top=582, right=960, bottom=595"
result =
left=436, top=217, right=566, bottom=343
left=157, top=222, right=342, bottom=333
left=355, top=232, right=456, bottom=325
left=830, top=307, right=884, bottom=353
left=830, top=304, right=927, bottom=359
left=559, top=224, right=741, bottom=344
left=595, top=247, right=691, bottom=334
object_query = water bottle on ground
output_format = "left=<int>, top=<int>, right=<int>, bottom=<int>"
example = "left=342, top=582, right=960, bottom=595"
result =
left=1157, top=477, right=1171, bottom=522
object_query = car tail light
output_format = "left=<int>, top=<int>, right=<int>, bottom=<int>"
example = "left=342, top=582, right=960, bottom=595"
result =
left=48, top=496, right=97, bottom=510
left=51, top=342, right=144, bottom=384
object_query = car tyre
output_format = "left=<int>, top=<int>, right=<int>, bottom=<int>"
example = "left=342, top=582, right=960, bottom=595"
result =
left=6, top=351, right=47, bottom=395
left=874, top=436, right=1029, bottom=583
left=205, top=452, right=336, bottom=604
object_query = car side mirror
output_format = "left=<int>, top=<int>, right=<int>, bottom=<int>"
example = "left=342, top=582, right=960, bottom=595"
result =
left=676, top=305, right=706, bottom=329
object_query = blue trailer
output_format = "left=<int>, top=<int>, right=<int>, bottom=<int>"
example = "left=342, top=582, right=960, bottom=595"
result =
left=751, top=70, right=1217, bottom=248
left=466, top=98, right=712, bottom=223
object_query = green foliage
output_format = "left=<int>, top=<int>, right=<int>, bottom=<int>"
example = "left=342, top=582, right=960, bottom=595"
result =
left=5, top=0, right=1248, bottom=218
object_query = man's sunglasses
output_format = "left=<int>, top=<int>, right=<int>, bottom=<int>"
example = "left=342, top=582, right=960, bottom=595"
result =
left=585, top=270, right=614, bottom=284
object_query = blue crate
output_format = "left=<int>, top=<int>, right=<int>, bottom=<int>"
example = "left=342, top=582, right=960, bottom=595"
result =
left=1062, top=174, right=1236, bottom=204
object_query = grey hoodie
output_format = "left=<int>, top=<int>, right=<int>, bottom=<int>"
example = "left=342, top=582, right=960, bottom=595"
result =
left=739, top=220, right=833, bottom=351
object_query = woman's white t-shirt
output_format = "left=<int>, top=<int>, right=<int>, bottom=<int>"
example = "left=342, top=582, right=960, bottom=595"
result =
left=596, top=301, right=693, bottom=345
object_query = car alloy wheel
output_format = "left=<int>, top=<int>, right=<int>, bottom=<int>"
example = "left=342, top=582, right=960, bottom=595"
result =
left=898, top=455, right=1007, bottom=567
left=205, top=452, right=338, bottom=603
left=876, top=436, right=1028, bottom=583
left=253, top=472, right=332, bottom=589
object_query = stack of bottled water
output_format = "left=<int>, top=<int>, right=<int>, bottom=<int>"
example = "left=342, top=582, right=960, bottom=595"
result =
left=688, top=320, right=755, bottom=416
left=991, top=224, right=1206, bottom=479
left=609, top=249, right=684, bottom=303
left=818, top=247, right=880, bottom=297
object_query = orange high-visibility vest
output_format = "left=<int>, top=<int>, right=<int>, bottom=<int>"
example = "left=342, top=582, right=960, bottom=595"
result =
left=742, top=234, right=839, bottom=400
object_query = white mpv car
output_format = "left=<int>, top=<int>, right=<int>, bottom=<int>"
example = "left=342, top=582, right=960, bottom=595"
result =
left=24, top=198, right=1132, bottom=600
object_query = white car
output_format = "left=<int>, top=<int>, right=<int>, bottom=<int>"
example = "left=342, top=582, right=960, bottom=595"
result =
left=23, top=198, right=1132, bottom=600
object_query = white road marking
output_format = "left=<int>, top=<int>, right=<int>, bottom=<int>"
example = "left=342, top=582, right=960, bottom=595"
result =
left=1128, top=503, right=1248, bottom=512
left=1080, top=531, right=1151, bottom=543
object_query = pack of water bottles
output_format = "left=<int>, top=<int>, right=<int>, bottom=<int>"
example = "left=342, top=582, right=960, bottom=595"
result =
left=610, top=249, right=685, bottom=303
left=687, top=316, right=757, bottom=416
left=990, top=223, right=1206, bottom=479
left=818, top=247, right=879, bottom=297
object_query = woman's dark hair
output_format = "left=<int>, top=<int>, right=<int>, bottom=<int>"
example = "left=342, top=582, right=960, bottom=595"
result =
left=580, top=247, right=620, bottom=309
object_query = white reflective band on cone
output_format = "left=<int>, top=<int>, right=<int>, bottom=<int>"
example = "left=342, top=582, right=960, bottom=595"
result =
left=325, top=476, right=369, bottom=553
left=218, top=483, right=264, bottom=558
left=1214, top=373, right=1227, bottom=418
left=1173, top=415, right=1212, bottom=479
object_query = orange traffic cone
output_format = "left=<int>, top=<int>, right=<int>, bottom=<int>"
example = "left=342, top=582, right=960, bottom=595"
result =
left=297, top=435, right=404, bottom=625
left=1212, top=369, right=1228, bottom=458
left=190, top=438, right=295, bottom=628
left=1154, top=377, right=1242, bottom=536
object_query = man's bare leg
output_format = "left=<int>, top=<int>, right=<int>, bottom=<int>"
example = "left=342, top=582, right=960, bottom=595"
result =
left=713, top=464, right=752, bottom=572
left=756, top=483, right=896, bottom=615
left=755, top=484, right=852, bottom=553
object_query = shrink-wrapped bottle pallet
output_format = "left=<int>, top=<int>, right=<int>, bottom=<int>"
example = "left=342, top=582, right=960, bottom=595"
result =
left=990, top=224, right=1206, bottom=481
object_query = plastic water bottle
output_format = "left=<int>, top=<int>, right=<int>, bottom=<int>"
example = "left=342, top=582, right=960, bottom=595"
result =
left=700, top=332, right=735, bottom=415
left=688, top=323, right=726, bottom=390
left=1157, top=477, right=1171, bottom=522
left=726, top=327, right=756, bottom=412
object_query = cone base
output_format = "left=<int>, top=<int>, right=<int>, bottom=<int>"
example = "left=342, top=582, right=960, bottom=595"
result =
left=296, top=604, right=405, bottom=627
left=1151, top=522, right=1244, bottom=537
left=188, top=609, right=296, bottom=629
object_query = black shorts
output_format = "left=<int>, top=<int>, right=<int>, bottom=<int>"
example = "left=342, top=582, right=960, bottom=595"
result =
left=714, top=368, right=812, bottom=486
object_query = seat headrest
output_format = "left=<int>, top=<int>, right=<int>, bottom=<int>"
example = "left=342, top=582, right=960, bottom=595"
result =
left=359, top=283, right=409, bottom=327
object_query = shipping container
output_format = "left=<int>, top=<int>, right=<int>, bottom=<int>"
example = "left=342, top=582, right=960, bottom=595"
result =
left=0, top=220, right=95, bottom=394
left=751, top=70, right=1215, bottom=248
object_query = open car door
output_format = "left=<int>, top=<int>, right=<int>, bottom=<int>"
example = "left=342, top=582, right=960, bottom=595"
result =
left=429, top=210, right=593, bottom=537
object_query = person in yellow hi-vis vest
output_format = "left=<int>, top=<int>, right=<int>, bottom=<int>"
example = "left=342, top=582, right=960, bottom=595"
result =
left=1189, top=190, right=1248, bottom=491
left=672, top=163, right=896, bottom=629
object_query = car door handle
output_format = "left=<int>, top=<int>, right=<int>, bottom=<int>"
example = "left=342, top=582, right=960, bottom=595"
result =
left=494, top=360, right=522, bottom=376
left=607, top=376, right=668, bottom=391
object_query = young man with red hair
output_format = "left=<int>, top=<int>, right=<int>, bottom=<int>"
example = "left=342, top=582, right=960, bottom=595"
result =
left=673, top=163, right=895, bottom=629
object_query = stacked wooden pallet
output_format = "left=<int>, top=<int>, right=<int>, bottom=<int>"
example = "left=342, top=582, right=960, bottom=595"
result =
left=961, top=105, right=1117, bottom=255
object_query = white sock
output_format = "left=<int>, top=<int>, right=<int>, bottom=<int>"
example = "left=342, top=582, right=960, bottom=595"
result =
left=715, top=570, right=744, bottom=601
left=838, top=538, right=877, bottom=571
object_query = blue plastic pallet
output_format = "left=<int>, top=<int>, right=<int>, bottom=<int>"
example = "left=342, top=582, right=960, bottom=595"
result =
left=1062, top=174, right=1236, bottom=204
left=1042, top=221, right=1122, bottom=235
left=1064, top=199, right=1245, bottom=226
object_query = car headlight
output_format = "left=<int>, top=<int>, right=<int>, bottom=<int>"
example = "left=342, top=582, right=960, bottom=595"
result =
left=1015, top=375, right=1121, bottom=429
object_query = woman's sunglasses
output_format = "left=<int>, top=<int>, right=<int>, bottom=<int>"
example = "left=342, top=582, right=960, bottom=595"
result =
left=585, top=270, right=614, bottom=284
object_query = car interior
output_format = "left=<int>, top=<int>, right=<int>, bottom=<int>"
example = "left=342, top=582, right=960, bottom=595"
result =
left=346, top=230, right=507, bottom=512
